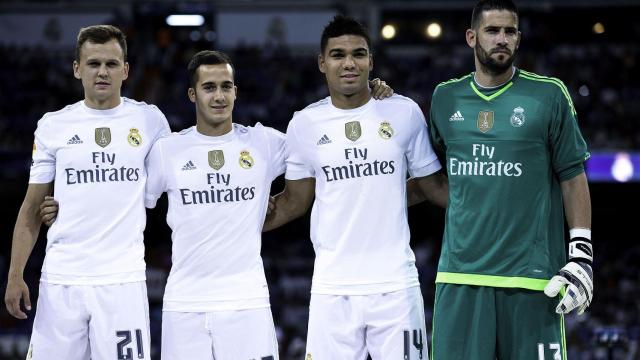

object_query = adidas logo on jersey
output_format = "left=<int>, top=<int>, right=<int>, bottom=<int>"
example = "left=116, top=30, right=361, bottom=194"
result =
left=317, top=134, right=332, bottom=145
left=449, top=111, right=464, bottom=122
left=182, top=161, right=197, bottom=170
left=67, top=134, right=83, bottom=144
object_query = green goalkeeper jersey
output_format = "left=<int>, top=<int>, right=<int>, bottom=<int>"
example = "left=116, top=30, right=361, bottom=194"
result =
left=429, top=68, right=589, bottom=290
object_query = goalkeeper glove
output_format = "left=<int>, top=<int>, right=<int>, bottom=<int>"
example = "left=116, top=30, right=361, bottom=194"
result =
left=543, top=229, right=593, bottom=315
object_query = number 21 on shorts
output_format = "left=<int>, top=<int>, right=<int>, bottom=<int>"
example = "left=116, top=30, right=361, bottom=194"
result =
left=117, top=329, right=144, bottom=360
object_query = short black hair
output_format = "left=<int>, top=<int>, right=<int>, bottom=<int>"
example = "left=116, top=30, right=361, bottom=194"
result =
left=76, top=25, right=127, bottom=61
left=320, top=14, right=371, bottom=55
left=187, top=50, right=235, bottom=87
left=471, top=0, right=519, bottom=29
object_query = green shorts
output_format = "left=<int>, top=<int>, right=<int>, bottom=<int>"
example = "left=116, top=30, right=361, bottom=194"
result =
left=431, top=283, right=566, bottom=360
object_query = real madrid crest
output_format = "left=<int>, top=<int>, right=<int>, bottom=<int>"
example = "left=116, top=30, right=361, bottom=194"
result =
left=239, top=150, right=254, bottom=169
left=208, top=150, right=225, bottom=170
left=510, top=106, right=526, bottom=127
left=95, top=127, right=111, bottom=147
left=378, top=121, right=394, bottom=139
left=127, top=128, right=142, bottom=147
left=345, top=121, right=362, bottom=141
left=306, top=354, right=312, bottom=360
left=476, top=111, right=494, bottom=133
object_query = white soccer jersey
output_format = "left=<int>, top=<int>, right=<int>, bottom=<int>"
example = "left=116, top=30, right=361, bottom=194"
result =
left=145, top=124, right=285, bottom=312
left=29, top=98, right=170, bottom=285
left=286, top=95, right=441, bottom=295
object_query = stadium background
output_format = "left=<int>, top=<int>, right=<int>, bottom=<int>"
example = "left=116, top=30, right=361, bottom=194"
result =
left=0, top=0, right=638, bottom=359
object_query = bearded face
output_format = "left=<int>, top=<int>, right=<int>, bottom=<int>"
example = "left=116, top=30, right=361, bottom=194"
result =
left=468, top=9, right=521, bottom=77
left=475, top=40, right=517, bottom=75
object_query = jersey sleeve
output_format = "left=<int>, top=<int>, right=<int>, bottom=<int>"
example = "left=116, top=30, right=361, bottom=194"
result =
left=29, top=117, right=56, bottom=184
left=285, top=115, right=315, bottom=180
left=150, top=105, right=171, bottom=142
left=406, top=102, right=442, bottom=178
left=262, top=125, right=286, bottom=181
left=548, top=83, right=590, bottom=181
left=144, top=140, right=167, bottom=208
left=428, top=86, right=447, bottom=154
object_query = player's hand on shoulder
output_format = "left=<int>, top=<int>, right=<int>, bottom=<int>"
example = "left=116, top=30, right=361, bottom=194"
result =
left=544, top=235, right=594, bottom=315
left=369, top=78, right=394, bottom=100
left=4, top=277, right=31, bottom=319
left=40, top=195, right=59, bottom=227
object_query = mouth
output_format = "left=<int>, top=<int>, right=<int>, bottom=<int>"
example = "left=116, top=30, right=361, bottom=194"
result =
left=210, top=105, right=227, bottom=112
left=491, top=49, right=511, bottom=55
left=341, top=74, right=359, bottom=80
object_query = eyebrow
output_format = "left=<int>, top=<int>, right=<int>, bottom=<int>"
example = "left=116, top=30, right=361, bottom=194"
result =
left=201, top=80, right=234, bottom=86
left=328, top=47, right=369, bottom=54
left=484, top=25, right=518, bottom=31
left=85, top=57, right=121, bottom=63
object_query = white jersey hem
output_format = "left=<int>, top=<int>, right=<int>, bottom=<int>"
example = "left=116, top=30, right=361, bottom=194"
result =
left=40, top=269, right=146, bottom=285
left=310, top=279, right=421, bottom=295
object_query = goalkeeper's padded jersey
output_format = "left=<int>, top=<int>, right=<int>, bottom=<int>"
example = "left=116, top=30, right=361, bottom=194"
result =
left=429, top=68, right=590, bottom=290
left=286, top=94, right=442, bottom=295
left=145, top=124, right=286, bottom=311
left=29, top=98, right=171, bottom=285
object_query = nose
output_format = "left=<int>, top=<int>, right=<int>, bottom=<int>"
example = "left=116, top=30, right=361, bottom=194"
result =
left=98, top=64, right=108, bottom=77
left=213, top=88, right=225, bottom=102
left=497, top=30, right=508, bottom=45
left=343, top=54, right=356, bottom=69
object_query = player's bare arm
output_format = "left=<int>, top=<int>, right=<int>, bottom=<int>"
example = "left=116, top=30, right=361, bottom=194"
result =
left=560, top=172, right=592, bottom=229
left=5, top=182, right=53, bottom=319
left=545, top=172, right=593, bottom=314
left=263, top=178, right=315, bottom=232
left=407, top=172, right=449, bottom=208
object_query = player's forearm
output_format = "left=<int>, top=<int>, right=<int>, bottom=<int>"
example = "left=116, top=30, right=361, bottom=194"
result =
left=407, top=178, right=427, bottom=207
left=8, top=204, right=42, bottom=279
left=263, top=192, right=309, bottom=231
left=561, top=172, right=591, bottom=229
left=414, top=172, right=449, bottom=209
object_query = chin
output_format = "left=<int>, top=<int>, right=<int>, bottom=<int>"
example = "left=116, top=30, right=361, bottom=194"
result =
left=339, top=84, right=367, bottom=96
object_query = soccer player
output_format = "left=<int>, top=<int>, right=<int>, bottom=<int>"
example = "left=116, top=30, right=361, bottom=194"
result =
left=427, top=1, right=593, bottom=358
left=263, top=15, right=448, bottom=359
left=144, top=50, right=285, bottom=360
left=4, top=25, right=170, bottom=359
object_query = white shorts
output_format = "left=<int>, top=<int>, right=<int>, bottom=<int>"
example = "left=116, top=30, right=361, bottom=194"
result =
left=306, top=286, right=428, bottom=360
left=161, top=307, right=279, bottom=360
left=27, top=281, right=150, bottom=360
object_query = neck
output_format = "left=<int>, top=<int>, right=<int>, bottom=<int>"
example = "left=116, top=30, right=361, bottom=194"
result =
left=329, top=87, right=371, bottom=110
left=84, top=95, right=121, bottom=110
left=474, top=63, right=515, bottom=88
left=196, top=118, right=233, bottom=137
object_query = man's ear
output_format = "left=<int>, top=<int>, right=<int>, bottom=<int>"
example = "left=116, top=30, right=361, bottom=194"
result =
left=73, top=61, right=81, bottom=80
left=318, top=54, right=326, bottom=74
left=466, top=28, right=476, bottom=49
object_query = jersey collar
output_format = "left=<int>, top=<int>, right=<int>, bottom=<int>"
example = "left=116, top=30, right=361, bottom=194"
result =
left=192, top=124, right=236, bottom=143
left=470, top=67, right=519, bottom=102
left=81, top=97, right=125, bottom=116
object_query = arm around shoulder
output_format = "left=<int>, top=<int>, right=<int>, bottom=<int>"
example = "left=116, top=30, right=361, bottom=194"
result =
left=263, top=178, right=315, bottom=232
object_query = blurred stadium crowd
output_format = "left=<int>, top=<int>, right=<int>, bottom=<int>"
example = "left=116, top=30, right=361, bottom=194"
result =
left=0, top=3, right=639, bottom=360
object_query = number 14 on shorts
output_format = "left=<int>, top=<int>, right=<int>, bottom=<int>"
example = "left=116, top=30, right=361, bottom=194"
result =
left=117, top=329, right=144, bottom=360
left=537, top=343, right=561, bottom=360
